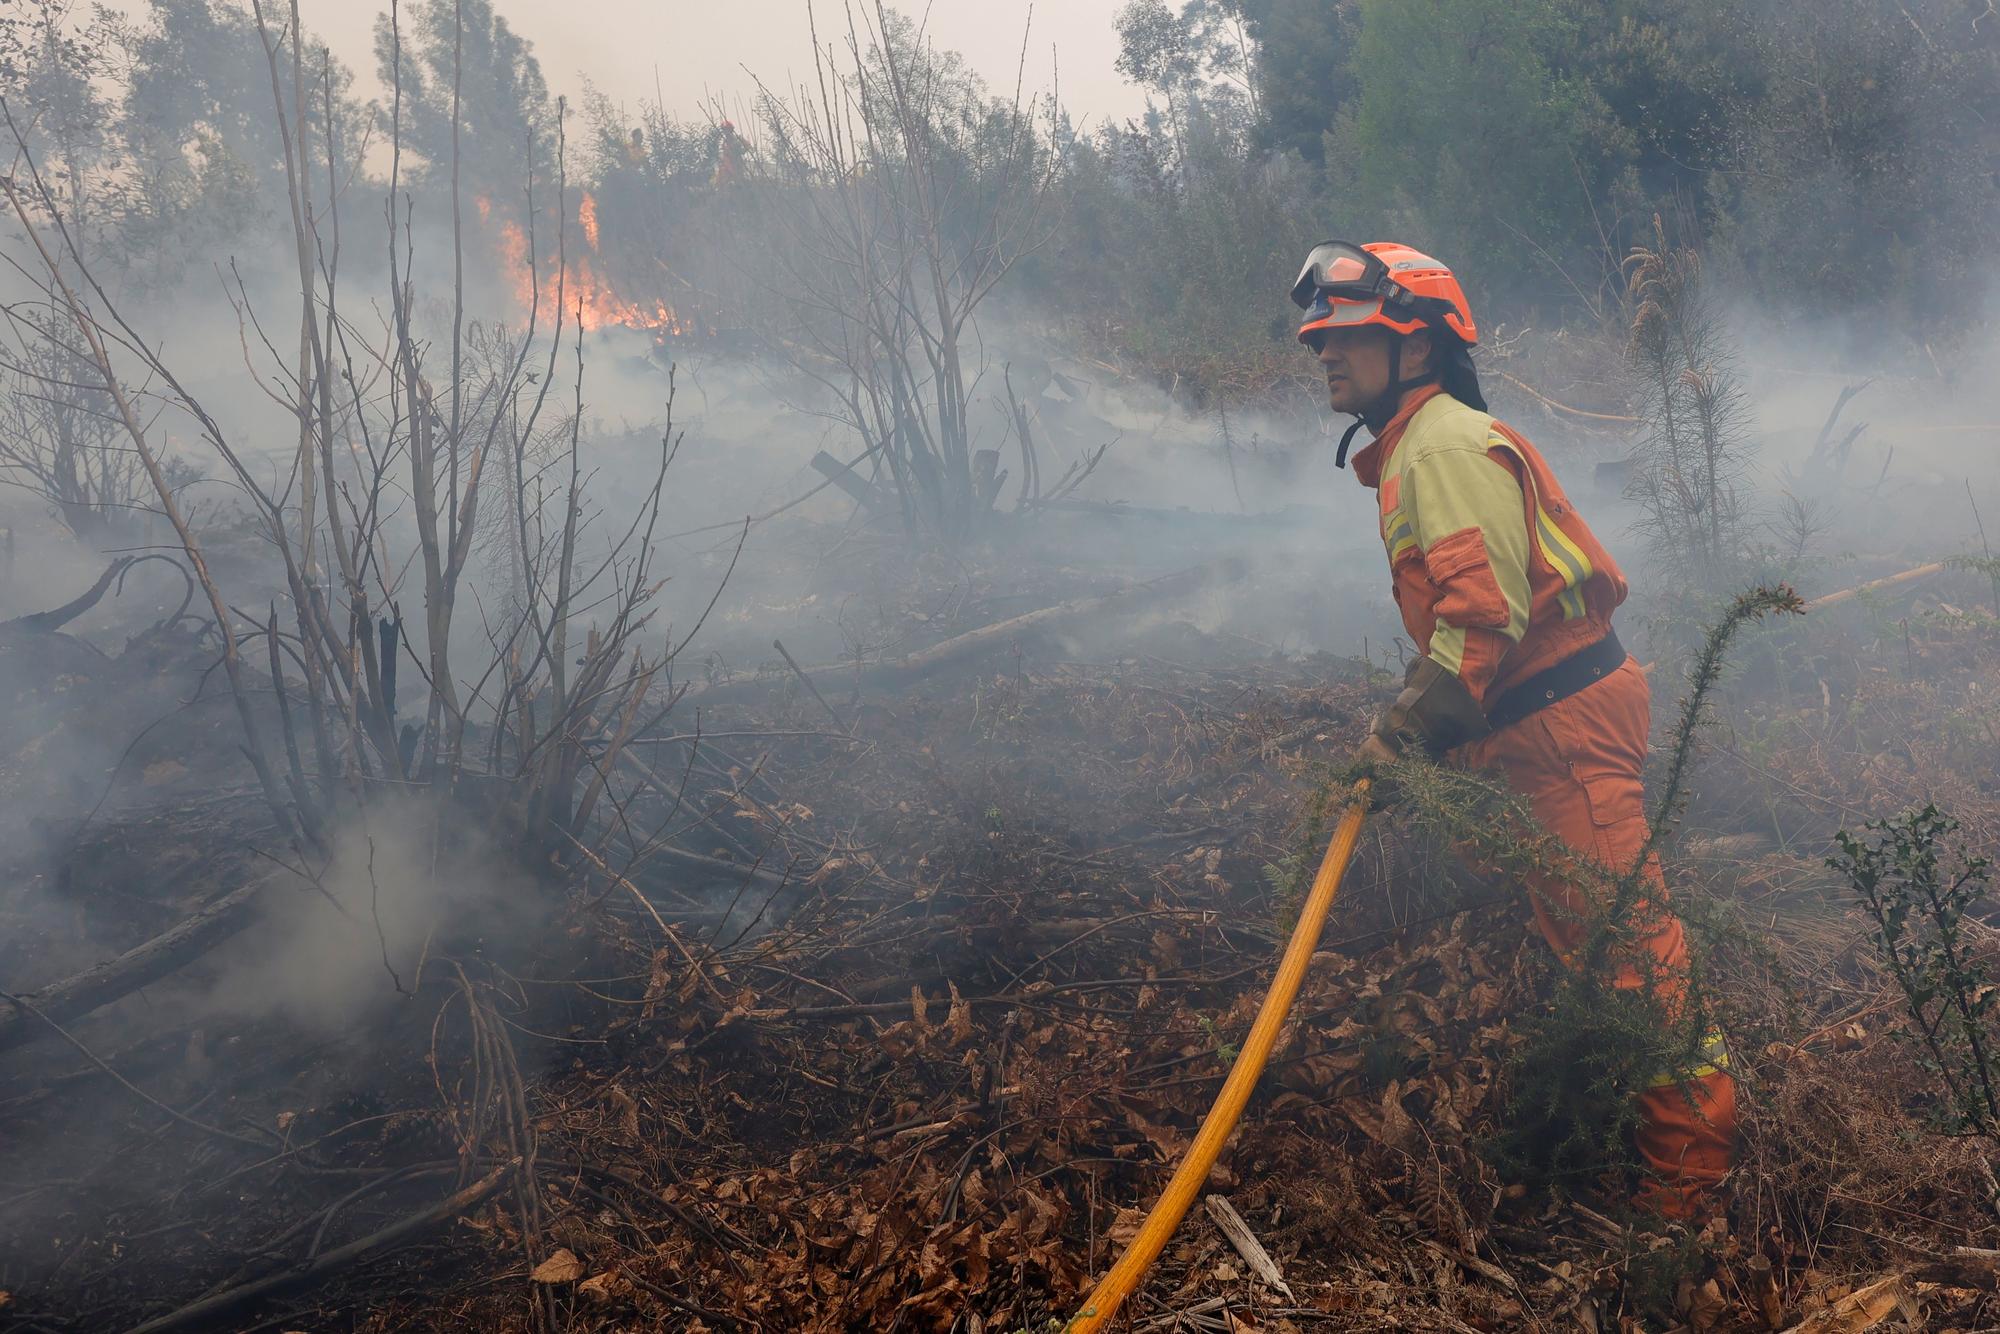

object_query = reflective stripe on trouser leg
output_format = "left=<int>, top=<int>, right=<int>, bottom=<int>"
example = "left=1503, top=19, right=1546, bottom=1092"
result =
left=1453, top=661, right=1738, bottom=1211
left=1648, top=1029, right=1732, bottom=1088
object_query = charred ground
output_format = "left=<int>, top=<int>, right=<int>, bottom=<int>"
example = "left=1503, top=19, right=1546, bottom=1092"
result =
left=3, top=517, right=1999, bottom=1332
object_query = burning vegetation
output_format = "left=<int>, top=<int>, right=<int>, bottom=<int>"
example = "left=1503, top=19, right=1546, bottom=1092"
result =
left=1, top=1, right=1999, bottom=1333
left=483, top=190, right=699, bottom=336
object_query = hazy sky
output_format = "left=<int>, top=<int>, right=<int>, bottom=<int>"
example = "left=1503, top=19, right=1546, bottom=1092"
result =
left=112, top=1, right=1151, bottom=129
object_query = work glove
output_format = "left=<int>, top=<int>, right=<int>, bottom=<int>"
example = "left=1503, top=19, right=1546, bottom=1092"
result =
left=1370, top=655, right=1490, bottom=759
left=1342, top=729, right=1415, bottom=812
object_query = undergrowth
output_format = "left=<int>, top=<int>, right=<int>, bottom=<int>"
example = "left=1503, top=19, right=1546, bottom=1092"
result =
left=1831, top=804, right=2000, bottom=1149
left=1260, top=778, right=1332, bottom=915
left=1329, top=586, right=1805, bottom=1198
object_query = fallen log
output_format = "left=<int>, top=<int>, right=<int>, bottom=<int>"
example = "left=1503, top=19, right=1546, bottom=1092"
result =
left=1489, top=368, right=1638, bottom=424
left=646, top=841, right=796, bottom=889
left=810, top=449, right=887, bottom=512
left=121, top=1159, right=516, bottom=1334
left=1804, top=561, right=1948, bottom=611
left=1912, top=1244, right=2000, bottom=1291
left=1418, top=1238, right=1522, bottom=1297
left=889, top=558, right=1244, bottom=680
left=1034, top=498, right=1334, bottom=527
left=0, top=876, right=275, bottom=1055
left=0, top=555, right=135, bottom=634
left=1777, top=1273, right=1912, bottom=1333
left=682, top=558, right=1246, bottom=711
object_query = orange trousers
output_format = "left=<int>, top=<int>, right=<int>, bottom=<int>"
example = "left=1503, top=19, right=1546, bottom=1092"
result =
left=1456, top=657, right=1734, bottom=1218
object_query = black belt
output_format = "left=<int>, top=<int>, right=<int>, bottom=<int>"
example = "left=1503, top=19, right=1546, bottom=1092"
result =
left=1485, top=631, right=1627, bottom=731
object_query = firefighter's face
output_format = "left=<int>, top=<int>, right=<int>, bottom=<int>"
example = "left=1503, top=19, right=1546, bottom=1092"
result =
left=1314, top=327, right=1432, bottom=415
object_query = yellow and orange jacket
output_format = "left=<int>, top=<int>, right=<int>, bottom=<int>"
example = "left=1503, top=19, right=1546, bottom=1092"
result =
left=1349, top=386, right=1625, bottom=709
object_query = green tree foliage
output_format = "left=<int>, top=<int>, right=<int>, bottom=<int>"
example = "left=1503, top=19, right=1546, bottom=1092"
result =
left=1832, top=806, right=2000, bottom=1146
left=1115, top=0, right=1201, bottom=95
left=2, top=1, right=365, bottom=279
left=575, top=91, right=736, bottom=325
left=1034, top=2, right=1315, bottom=390
left=13, top=0, right=1991, bottom=401
left=0, top=0, right=122, bottom=231
left=1034, top=115, right=1317, bottom=395
left=1237, top=0, right=1358, bottom=164
left=1091, top=0, right=2000, bottom=382
left=1115, top=0, right=1262, bottom=155
left=373, top=0, right=556, bottom=206
left=1325, top=0, right=1594, bottom=312
left=122, top=0, right=285, bottom=229
left=1565, top=2, right=1757, bottom=216
left=1711, top=0, right=2000, bottom=337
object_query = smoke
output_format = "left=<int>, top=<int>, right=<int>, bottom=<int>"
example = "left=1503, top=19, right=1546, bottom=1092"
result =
left=201, top=801, right=537, bottom=1032
left=0, top=0, right=1991, bottom=1181
left=4, top=192, right=1993, bottom=768
left=7, top=246, right=1985, bottom=1080
left=1697, top=302, right=2000, bottom=589
left=4, top=9, right=1998, bottom=1326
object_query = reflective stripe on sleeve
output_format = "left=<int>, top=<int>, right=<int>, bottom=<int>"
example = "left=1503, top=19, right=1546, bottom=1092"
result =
left=1534, top=505, right=1592, bottom=620
left=1384, top=512, right=1418, bottom=563
left=1484, top=430, right=1594, bottom=622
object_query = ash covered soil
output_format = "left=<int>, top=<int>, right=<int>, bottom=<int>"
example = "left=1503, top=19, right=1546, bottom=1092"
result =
left=3, top=524, right=1999, bottom=1334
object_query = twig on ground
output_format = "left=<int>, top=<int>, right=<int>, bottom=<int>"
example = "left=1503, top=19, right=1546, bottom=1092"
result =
left=121, top=1160, right=517, bottom=1334
left=0, top=991, right=275, bottom=1151
left=774, top=637, right=852, bottom=734
left=1205, top=1193, right=1295, bottom=1301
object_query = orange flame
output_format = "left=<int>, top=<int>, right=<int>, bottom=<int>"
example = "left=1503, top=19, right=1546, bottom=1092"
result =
left=482, top=193, right=697, bottom=336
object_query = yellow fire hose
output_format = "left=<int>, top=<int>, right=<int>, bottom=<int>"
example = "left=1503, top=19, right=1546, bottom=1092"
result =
left=1065, top=778, right=1372, bottom=1333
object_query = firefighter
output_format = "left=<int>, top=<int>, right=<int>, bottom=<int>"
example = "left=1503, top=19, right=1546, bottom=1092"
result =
left=711, top=119, right=747, bottom=189
left=1292, top=241, right=1734, bottom=1219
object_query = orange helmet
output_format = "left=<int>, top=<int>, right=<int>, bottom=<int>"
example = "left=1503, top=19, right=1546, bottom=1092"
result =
left=1292, top=241, right=1478, bottom=347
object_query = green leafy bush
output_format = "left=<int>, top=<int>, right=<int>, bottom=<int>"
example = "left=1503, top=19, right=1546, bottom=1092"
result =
left=1832, top=805, right=2000, bottom=1144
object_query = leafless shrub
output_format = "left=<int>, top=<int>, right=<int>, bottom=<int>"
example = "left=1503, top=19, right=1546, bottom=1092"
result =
left=1623, top=216, right=1753, bottom=582
left=0, top=314, right=181, bottom=543
left=743, top=2, right=1067, bottom=545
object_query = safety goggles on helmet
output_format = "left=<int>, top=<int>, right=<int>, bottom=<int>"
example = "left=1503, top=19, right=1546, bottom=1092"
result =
left=1293, top=239, right=1478, bottom=351
left=1289, top=241, right=1403, bottom=311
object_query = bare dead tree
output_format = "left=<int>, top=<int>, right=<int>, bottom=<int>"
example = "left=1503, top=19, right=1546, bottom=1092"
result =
left=0, top=148, right=300, bottom=839
left=240, top=0, right=693, bottom=852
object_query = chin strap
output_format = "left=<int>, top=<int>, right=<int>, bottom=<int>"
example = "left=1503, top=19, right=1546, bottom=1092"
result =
left=1334, top=418, right=1368, bottom=469
left=1334, top=333, right=1439, bottom=469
